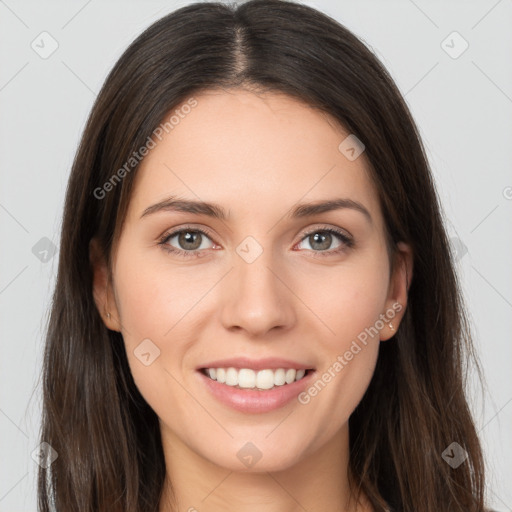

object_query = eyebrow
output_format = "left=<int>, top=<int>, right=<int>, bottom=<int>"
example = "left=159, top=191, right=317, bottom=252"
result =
left=140, top=196, right=372, bottom=224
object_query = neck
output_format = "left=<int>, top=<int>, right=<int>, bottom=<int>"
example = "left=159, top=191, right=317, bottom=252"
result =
left=158, top=423, right=373, bottom=512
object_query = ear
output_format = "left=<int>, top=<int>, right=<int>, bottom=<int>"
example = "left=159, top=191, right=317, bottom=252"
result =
left=380, top=241, right=413, bottom=341
left=89, top=237, right=121, bottom=332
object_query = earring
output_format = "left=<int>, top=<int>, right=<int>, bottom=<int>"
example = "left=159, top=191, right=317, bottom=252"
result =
left=389, top=322, right=395, bottom=331
left=106, top=312, right=111, bottom=319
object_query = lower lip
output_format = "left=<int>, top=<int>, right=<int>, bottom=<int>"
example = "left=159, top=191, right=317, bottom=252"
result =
left=197, top=369, right=316, bottom=414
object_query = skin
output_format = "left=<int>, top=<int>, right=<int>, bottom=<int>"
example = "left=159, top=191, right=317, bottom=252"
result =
left=90, top=88, right=413, bottom=512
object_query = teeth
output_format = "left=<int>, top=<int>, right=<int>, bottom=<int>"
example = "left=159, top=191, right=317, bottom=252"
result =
left=203, top=367, right=308, bottom=390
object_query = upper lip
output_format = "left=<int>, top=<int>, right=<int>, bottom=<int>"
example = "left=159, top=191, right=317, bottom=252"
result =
left=197, top=357, right=315, bottom=371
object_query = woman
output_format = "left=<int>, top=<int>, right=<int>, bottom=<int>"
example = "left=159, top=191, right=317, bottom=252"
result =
left=37, top=1, right=493, bottom=511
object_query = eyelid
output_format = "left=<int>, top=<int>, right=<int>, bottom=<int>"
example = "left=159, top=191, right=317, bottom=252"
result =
left=158, top=224, right=217, bottom=249
left=294, top=224, right=354, bottom=255
left=159, top=223, right=352, bottom=241
left=299, top=223, right=353, bottom=241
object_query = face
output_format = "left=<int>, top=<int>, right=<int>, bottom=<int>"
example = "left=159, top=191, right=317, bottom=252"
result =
left=91, top=88, right=412, bottom=474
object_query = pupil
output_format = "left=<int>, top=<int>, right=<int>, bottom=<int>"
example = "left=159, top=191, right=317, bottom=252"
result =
left=311, top=232, right=331, bottom=250
left=180, top=231, right=201, bottom=250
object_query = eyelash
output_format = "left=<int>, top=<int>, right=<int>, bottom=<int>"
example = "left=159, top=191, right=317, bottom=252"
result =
left=157, top=224, right=354, bottom=259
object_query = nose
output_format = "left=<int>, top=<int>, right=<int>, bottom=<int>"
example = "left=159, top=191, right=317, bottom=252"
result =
left=219, top=250, right=297, bottom=337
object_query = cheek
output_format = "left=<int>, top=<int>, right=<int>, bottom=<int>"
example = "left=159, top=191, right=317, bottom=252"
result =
left=113, top=245, right=211, bottom=342
left=112, top=254, right=196, bottom=415
left=293, top=254, right=390, bottom=350
left=296, top=261, right=388, bottom=435
left=112, top=247, right=216, bottom=396
left=301, top=253, right=389, bottom=424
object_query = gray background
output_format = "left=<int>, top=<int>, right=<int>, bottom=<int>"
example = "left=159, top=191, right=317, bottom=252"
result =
left=1, top=0, right=511, bottom=510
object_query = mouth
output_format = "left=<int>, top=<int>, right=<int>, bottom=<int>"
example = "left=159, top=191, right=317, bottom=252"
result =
left=198, top=367, right=315, bottom=391
left=196, top=366, right=317, bottom=413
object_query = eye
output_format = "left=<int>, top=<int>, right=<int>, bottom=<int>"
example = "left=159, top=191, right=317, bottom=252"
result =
left=158, top=224, right=354, bottom=259
left=295, top=226, right=354, bottom=257
left=158, top=226, right=216, bottom=258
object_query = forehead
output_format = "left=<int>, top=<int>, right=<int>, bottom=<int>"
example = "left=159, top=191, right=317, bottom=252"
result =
left=127, top=88, right=382, bottom=226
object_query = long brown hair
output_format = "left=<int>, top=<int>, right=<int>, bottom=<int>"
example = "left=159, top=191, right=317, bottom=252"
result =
left=38, top=1, right=489, bottom=510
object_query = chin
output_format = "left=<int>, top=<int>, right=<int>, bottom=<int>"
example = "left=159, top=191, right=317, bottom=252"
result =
left=202, top=438, right=307, bottom=474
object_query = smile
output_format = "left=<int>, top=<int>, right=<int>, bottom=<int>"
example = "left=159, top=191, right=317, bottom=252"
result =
left=201, top=367, right=312, bottom=390
left=197, top=367, right=316, bottom=413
